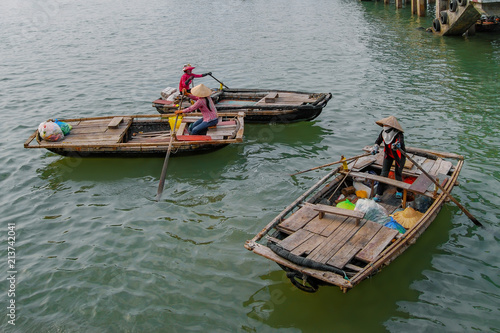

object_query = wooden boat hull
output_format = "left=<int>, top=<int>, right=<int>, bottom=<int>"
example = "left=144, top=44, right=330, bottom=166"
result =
left=153, top=89, right=332, bottom=123
left=245, top=147, right=464, bottom=292
left=42, top=142, right=231, bottom=158
left=24, top=113, right=244, bottom=158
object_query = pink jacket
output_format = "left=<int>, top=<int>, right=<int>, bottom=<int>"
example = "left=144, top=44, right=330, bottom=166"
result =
left=179, top=73, right=203, bottom=92
left=181, top=96, right=218, bottom=122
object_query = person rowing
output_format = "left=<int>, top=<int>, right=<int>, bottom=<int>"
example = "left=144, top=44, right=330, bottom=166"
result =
left=175, top=84, right=218, bottom=135
left=178, top=64, right=211, bottom=95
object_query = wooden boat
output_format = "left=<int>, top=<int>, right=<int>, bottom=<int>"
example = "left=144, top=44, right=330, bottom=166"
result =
left=245, top=146, right=464, bottom=293
left=24, top=112, right=244, bottom=157
left=152, top=89, right=332, bottom=123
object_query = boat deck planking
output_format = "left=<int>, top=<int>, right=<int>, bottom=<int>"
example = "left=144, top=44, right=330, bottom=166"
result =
left=351, top=152, right=452, bottom=179
left=273, top=185, right=404, bottom=271
left=255, top=92, right=316, bottom=106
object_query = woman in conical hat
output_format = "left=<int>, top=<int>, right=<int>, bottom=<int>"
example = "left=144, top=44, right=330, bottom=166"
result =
left=175, top=84, right=218, bottom=135
left=371, top=116, right=406, bottom=202
left=178, top=64, right=211, bottom=95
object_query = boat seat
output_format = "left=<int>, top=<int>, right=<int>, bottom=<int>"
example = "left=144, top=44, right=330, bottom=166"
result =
left=107, top=117, right=124, bottom=129
left=305, top=203, right=365, bottom=226
left=264, top=92, right=279, bottom=103
left=343, top=171, right=412, bottom=191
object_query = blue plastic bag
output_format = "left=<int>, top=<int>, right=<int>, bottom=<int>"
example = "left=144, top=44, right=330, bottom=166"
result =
left=384, top=217, right=406, bottom=234
left=54, top=119, right=72, bottom=135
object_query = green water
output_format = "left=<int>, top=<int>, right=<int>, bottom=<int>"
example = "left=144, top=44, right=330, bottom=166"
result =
left=1, top=0, right=499, bottom=332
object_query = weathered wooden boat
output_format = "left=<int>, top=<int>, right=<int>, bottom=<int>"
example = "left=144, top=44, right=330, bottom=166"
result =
left=24, top=112, right=244, bottom=157
left=245, top=146, right=464, bottom=293
left=152, top=88, right=332, bottom=123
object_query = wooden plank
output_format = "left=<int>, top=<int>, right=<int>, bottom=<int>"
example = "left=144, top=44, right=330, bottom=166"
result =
left=290, top=234, right=326, bottom=256
left=435, top=160, right=452, bottom=176
left=307, top=218, right=361, bottom=264
left=217, top=120, right=236, bottom=126
left=428, top=158, right=443, bottom=176
left=345, top=263, right=363, bottom=272
left=52, top=131, right=128, bottom=144
left=206, top=129, right=235, bottom=137
left=176, top=122, right=187, bottom=136
left=406, top=155, right=426, bottom=174
left=374, top=152, right=384, bottom=166
left=264, top=92, right=279, bottom=103
left=351, top=156, right=377, bottom=171
left=420, top=159, right=435, bottom=174
left=306, top=203, right=364, bottom=220
left=278, top=206, right=318, bottom=232
left=303, top=215, right=334, bottom=235
left=255, top=92, right=314, bottom=106
left=326, top=220, right=382, bottom=269
left=320, top=215, right=348, bottom=236
left=176, top=135, right=212, bottom=141
left=69, top=126, right=110, bottom=135
left=278, top=229, right=314, bottom=252
left=107, top=117, right=124, bottom=129
left=345, top=171, right=412, bottom=190
left=355, top=227, right=399, bottom=263
left=409, top=173, right=435, bottom=194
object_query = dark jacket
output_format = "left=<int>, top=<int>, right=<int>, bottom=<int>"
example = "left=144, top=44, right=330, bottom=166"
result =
left=375, top=130, right=406, bottom=167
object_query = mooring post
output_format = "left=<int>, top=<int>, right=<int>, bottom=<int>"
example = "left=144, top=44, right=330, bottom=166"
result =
left=396, top=0, right=403, bottom=9
left=417, top=0, right=427, bottom=16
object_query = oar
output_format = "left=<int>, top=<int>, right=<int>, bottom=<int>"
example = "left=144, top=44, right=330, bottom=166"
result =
left=156, top=96, right=183, bottom=201
left=397, top=147, right=484, bottom=228
left=290, top=153, right=371, bottom=176
left=209, top=74, right=229, bottom=89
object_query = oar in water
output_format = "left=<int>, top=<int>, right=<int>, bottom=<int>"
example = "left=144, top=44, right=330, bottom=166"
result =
left=156, top=96, right=183, bottom=201
left=209, top=74, right=229, bottom=89
left=290, top=153, right=371, bottom=176
left=397, top=147, right=484, bottom=228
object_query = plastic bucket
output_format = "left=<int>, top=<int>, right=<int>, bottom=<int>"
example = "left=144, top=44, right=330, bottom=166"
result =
left=168, top=115, right=182, bottom=131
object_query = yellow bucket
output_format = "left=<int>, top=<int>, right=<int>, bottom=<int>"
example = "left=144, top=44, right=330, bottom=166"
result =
left=168, top=115, right=182, bottom=131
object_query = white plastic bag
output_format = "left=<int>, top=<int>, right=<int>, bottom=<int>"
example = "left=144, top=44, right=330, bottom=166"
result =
left=354, top=198, right=390, bottom=225
left=38, top=121, right=64, bottom=142
left=161, top=87, right=177, bottom=100
left=166, top=91, right=180, bottom=102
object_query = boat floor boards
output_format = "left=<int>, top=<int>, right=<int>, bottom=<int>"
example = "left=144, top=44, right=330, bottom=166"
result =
left=274, top=189, right=402, bottom=270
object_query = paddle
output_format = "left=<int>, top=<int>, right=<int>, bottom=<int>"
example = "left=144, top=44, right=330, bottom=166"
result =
left=290, top=153, right=371, bottom=176
left=397, top=147, right=484, bottom=228
left=209, top=74, right=229, bottom=89
left=156, top=96, right=183, bottom=201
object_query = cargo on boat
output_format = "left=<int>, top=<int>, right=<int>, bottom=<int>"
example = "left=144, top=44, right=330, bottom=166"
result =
left=24, top=112, right=244, bottom=157
left=245, top=146, right=464, bottom=293
left=152, top=88, right=332, bottom=123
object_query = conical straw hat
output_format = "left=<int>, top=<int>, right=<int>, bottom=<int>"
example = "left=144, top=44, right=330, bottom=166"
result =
left=191, top=84, right=213, bottom=97
left=375, top=116, right=404, bottom=132
left=391, top=206, right=423, bottom=229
